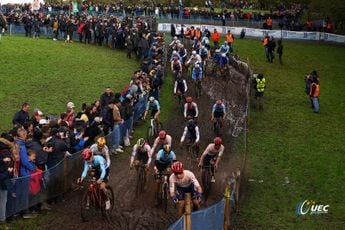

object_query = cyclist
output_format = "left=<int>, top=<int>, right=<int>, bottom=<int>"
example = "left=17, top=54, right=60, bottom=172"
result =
left=171, top=56, right=182, bottom=78
left=215, top=41, right=229, bottom=65
left=169, top=161, right=202, bottom=217
left=174, top=73, right=188, bottom=100
left=130, top=138, right=152, bottom=184
left=178, top=43, right=188, bottom=64
left=130, top=138, right=152, bottom=169
left=143, top=96, right=160, bottom=121
left=89, top=136, right=111, bottom=167
left=199, top=45, right=210, bottom=62
left=201, top=35, right=210, bottom=50
left=154, top=144, right=176, bottom=205
left=184, top=97, right=199, bottom=120
left=150, top=130, right=172, bottom=157
left=78, top=148, right=111, bottom=209
left=179, top=119, right=200, bottom=153
left=192, top=62, right=203, bottom=81
left=198, top=137, right=225, bottom=183
left=192, top=36, right=201, bottom=52
left=186, top=50, right=202, bottom=67
left=211, top=99, right=226, bottom=128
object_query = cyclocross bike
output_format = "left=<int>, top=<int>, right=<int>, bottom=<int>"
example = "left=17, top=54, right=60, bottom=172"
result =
left=146, top=118, right=163, bottom=145
left=80, top=179, right=115, bottom=225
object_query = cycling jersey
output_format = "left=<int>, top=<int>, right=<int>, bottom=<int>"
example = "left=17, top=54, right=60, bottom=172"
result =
left=156, top=149, right=176, bottom=164
left=151, top=135, right=173, bottom=156
left=146, top=100, right=160, bottom=111
left=180, top=125, right=200, bottom=143
left=172, top=62, right=181, bottom=71
left=90, top=143, right=111, bottom=168
left=186, top=54, right=202, bottom=66
left=174, top=78, right=188, bottom=94
left=184, top=102, right=199, bottom=118
left=212, top=103, right=226, bottom=118
left=200, top=143, right=225, bottom=166
left=131, top=143, right=152, bottom=165
left=155, top=149, right=176, bottom=172
left=192, top=67, right=203, bottom=81
left=81, top=155, right=108, bottom=181
left=169, top=170, right=200, bottom=195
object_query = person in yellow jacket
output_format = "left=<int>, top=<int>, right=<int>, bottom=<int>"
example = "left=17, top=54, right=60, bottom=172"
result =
left=253, top=74, right=266, bottom=110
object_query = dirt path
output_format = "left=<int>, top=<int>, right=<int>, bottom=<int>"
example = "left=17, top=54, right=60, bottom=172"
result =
left=41, top=65, right=248, bottom=230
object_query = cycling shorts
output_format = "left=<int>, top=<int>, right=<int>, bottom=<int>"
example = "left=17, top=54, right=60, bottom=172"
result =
left=94, top=167, right=110, bottom=183
left=176, top=183, right=197, bottom=200
left=203, top=154, right=217, bottom=166
left=135, top=151, right=149, bottom=164
left=213, top=111, right=224, bottom=118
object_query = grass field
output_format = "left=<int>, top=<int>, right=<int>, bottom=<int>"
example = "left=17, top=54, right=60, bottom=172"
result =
left=1, top=35, right=344, bottom=229
left=0, top=36, right=139, bottom=132
left=233, top=39, right=345, bottom=229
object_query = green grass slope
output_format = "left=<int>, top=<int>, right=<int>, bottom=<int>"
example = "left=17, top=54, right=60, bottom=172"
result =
left=235, top=39, right=345, bottom=229
left=0, top=36, right=138, bottom=132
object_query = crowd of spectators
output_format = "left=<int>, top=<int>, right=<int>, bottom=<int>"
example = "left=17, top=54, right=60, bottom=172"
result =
left=0, top=1, right=333, bottom=33
left=0, top=14, right=166, bottom=223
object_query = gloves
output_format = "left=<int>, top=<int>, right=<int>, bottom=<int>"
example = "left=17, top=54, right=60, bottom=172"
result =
left=195, top=192, right=202, bottom=200
left=172, top=196, right=179, bottom=204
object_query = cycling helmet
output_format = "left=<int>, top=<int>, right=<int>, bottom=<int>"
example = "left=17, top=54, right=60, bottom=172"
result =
left=214, top=137, right=222, bottom=145
left=97, top=137, right=106, bottom=148
left=216, top=100, right=222, bottom=105
left=186, top=96, right=193, bottom=103
left=163, top=144, right=171, bottom=153
left=171, top=161, right=184, bottom=174
left=159, top=130, right=167, bottom=139
left=173, top=36, right=177, bottom=40
left=224, top=41, right=228, bottom=44
left=192, top=50, right=196, bottom=56
left=137, top=138, right=145, bottom=147
left=82, top=148, right=92, bottom=160
left=149, top=96, right=155, bottom=102
left=172, top=50, right=177, bottom=55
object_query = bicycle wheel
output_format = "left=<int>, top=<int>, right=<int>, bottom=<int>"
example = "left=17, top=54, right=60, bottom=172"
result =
left=135, top=166, right=145, bottom=196
left=162, top=183, right=169, bottom=213
left=146, top=126, right=154, bottom=145
left=156, top=122, right=164, bottom=135
left=203, top=168, right=212, bottom=203
left=214, top=120, right=221, bottom=136
left=81, top=190, right=97, bottom=222
left=102, top=186, right=115, bottom=225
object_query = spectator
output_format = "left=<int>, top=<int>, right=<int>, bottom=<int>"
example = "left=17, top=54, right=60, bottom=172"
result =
left=111, top=99, right=124, bottom=153
left=12, top=102, right=30, bottom=127
left=267, top=36, right=276, bottom=63
left=0, top=137, right=15, bottom=224
left=66, top=102, right=76, bottom=127
left=277, top=39, right=283, bottom=64
left=226, top=30, right=234, bottom=53
left=46, top=128, right=70, bottom=169
left=100, top=87, right=115, bottom=112
left=211, top=28, right=220, bottom=49
left=15, top=127, right=37, bottom=219
left=309, top=74, right=320, bottom=113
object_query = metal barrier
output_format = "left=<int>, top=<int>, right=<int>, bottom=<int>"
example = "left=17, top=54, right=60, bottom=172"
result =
left=3, top=28, right=167, bottom=218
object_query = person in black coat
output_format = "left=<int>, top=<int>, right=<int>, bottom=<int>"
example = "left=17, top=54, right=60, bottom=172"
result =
left=12, top=102, right=30, bottom=127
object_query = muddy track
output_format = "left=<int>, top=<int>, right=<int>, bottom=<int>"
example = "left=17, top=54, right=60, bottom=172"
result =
left=41, top=65, right=248, bottom=230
